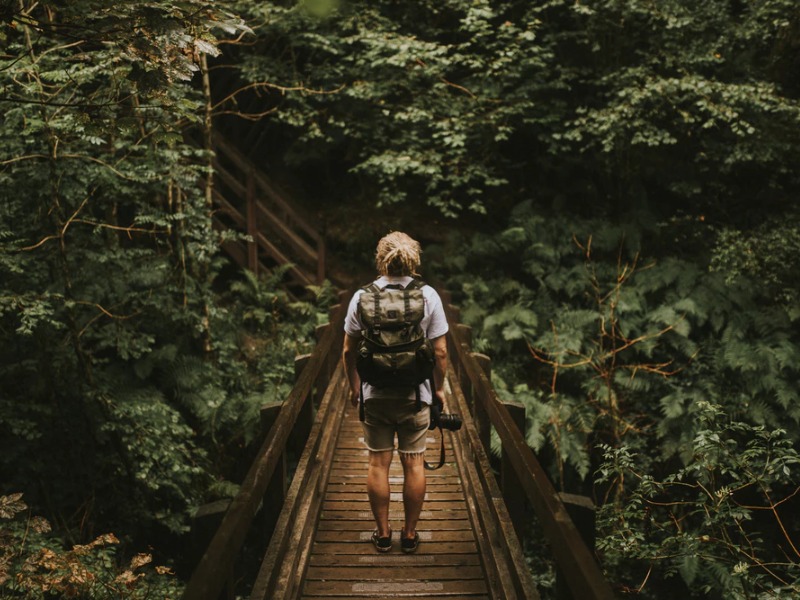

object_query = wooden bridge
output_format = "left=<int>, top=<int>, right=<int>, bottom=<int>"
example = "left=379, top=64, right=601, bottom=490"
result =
left=182, top=299, right=616, bottom=600
left=184, top=134, right=616, bottom=599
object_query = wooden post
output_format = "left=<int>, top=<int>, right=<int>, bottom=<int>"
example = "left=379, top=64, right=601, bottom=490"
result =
left=455, top=324, right=473, bottom=409
left=473, top=353, right=491, bottom=381
left=291, top=354, right=313, bottom=456
left=314, top=324, right=330, bottom=405
left=328, top=303, right=341, bottom=323
left=471, top=352, right=492, bottom=455
left=460, top=345, right=473, bottom=409
left=259, top=403, right=287, bottom=540
left=294, top=354, right=311, bottom=381
left=246, top=169, right=258, bottom=275
left=556, top=493, right=597, bottom=600
left=456, top=323, right=472, bottom=348
left=191, top=500, right=231, bottom=567
left=502, top=401, right=527, bottom=541
left=326, top=304, right=341, bottom=378
left=449, top=305, right=461, bottom=323
left=190, top=500, right=234, bottom=599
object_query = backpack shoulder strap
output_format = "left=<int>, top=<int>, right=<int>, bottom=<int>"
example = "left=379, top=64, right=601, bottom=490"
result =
left=404, top=279, right=426, bottom=291
left=359, top=283, right=381, bottom=329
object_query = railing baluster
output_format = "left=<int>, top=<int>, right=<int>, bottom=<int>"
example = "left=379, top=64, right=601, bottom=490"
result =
left=456, top=322, right=472, bottom=347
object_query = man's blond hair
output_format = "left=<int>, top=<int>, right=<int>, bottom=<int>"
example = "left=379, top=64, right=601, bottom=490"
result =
left=375, top=232, right=421, bottom=277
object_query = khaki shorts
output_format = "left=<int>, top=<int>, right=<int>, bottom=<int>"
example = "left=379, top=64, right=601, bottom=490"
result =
left=362, top=397, right=431, bottom=454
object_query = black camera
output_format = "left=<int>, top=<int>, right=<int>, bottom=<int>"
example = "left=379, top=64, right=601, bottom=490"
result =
left=428, top=398, right=463, bottom=431
left=437, top=412, right=463, bottom=431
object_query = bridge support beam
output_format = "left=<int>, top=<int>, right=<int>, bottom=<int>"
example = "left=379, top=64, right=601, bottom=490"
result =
left=502, top=401, right=528, bottom=542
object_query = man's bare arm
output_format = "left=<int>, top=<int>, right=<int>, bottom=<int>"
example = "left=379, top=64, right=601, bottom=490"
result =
left=342, top=334, right=361, bottom=407
left=432, top=335, right=448, bottom=410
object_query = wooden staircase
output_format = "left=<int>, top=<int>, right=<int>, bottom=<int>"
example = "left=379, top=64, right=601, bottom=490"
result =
left=210, top=132, right=326, bottom=295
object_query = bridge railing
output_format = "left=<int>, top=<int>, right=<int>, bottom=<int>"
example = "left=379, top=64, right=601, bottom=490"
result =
left=182, top=298, right=348, bottom=600
left=184, top=286, right=615, bottom=600
left=248, top=331, right=349, bottom=600
left=442, top=295, right=616, bottom=600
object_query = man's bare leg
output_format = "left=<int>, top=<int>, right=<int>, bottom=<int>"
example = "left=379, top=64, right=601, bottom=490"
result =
left=399, top=452, right=426, bottom=538
left=367, top=450, right=393, bottom=537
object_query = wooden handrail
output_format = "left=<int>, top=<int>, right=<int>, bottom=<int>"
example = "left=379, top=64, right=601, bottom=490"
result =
left=444, top=302, right=616, bottom=600
left=181, top=300, right=348, bottom=600
left=212, top=132, right=322, bottom=243
left=211, top=132, right=327, bottom=284
left=212, top=158, right=319, bottom=267
left=250, top=364, right=347, bottom=600
left=212, top=190, right=314, bottom=288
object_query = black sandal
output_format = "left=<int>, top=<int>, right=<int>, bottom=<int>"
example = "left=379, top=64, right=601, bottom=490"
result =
left=371, top=529, right=392, bottom=553
left=400, top=529, right=419, bottom=554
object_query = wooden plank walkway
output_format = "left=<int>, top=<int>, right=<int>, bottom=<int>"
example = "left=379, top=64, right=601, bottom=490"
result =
left=190, top=298, right=609, bottom=600
left=301, top=402, right=491, bottom=599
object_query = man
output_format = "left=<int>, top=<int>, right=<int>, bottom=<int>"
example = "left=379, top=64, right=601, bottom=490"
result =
left=342, top=231, right=448, bottom=553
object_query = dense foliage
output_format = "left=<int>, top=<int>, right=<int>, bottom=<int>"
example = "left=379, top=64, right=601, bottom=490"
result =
left=0, top=1, right=328, bottom=593
left=2, top=0, right=798, bottom=597
left=219, top=0, right=799, bottom=224
left=438, top=206, right=800, bottom=597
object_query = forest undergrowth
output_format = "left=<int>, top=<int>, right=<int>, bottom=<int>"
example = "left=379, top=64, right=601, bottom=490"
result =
left=434, top=204, right=800, bottom=598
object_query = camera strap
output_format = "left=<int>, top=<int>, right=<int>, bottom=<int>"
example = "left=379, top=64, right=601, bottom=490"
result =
left=424, top=427, right=446, bottom=471
left=425, top=386, right=446, bottom=470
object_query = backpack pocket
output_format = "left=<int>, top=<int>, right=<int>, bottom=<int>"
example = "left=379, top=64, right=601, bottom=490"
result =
left=357, top=338, right=434, bottom=388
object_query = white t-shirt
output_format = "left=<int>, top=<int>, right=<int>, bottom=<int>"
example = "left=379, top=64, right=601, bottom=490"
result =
left=344, top=276, right=449, bottom=404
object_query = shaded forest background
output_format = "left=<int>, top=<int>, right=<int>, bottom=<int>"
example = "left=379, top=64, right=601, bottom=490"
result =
left=1, top=0, right=799, bottom=597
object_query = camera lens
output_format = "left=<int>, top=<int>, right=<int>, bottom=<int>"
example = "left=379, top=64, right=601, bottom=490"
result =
left=438, top=413, right=463, bottom=431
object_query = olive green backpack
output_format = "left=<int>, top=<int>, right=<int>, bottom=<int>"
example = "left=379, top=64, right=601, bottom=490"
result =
left=355, top=279, right=435, bottom=420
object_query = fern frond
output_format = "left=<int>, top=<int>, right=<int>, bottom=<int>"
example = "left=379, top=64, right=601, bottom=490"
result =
left=659, top=392, right=687, bottom=420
